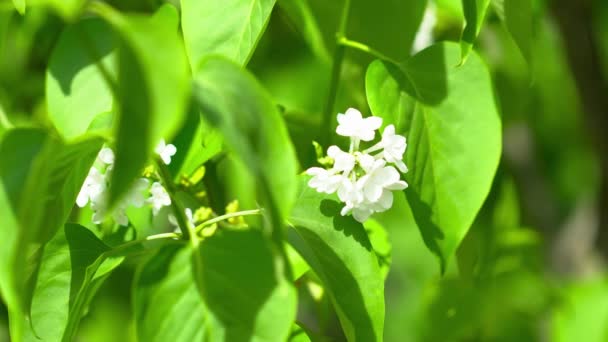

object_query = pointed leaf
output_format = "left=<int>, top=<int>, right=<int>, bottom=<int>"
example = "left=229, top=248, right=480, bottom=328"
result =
left=492, top=0, right=533, bottom=63
left=365, top=43, right=501, bottom=271
left=288, top=177, right=385, bottom=342
left=181, top=0, right=276, bottom=69
left=460, top=0, right=491, bottom=61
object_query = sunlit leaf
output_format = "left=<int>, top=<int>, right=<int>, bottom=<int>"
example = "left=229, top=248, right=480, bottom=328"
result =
left=288, top=176, right=385, bottom=342
left=181, top=0, right=276, bottom=69
left=11, top=0, right=25, bottom=14
left=46, top=18, right=116, bottom=140
left=366, top=43, right=501, bottom=271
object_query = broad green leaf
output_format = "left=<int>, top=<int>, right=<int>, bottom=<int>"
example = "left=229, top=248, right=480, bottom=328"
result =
left=195, top=229, right=297, bottom=342
left=289, top=324, right=312, bottom=342
left=492, top=0, right=533, bottom=63
left=24, top=224, right=122, bottom=342
left=277, top=0, right=330, bottom=63
left=192, top=56, right=298, bottom=226
left=11, top=0, right=25, bottom=14
left=92, top=3, right=190, bottom=205
left=134, top=246, right=212, bottom=342
left=364, top=219, right=392, bottom=279
left=288, top=176, right=385, bottom=342
left=365, top=42, right=501, bottom=271
left=553, top=278, right=608, bottom=342
left=46, top=18, right=117, bottom=140
left=181, top=0, right=276, bottom=69
left=460, top=0, right=490, bottom=61
left=0, top=129, right=103, bottom=340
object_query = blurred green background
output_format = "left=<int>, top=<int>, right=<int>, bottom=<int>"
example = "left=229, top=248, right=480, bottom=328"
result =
left=1, top=0, right=607, bottom=341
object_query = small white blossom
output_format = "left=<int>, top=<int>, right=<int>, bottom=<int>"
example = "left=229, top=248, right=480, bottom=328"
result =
left=148, top=182, right=171, bottom=215
left=97, top=147, right=115, bottom=165
left=76, top=167, right=106, bottom=208
left=155, top=139, right=177, bottom=165
left=336, top=108, right=382, bottom=142
left=306, top=108, right=409, bottom=223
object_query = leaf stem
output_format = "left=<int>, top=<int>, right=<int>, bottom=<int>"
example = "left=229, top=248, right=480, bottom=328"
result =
left=108, top=232, right=181, bottom=255
left=156, top=160, right=196, bottom=242
left=337, top=37, right=401, bottom=65
left=321, top=0, right=352, bottom=146
left=194, top=208, right=262, bottom=233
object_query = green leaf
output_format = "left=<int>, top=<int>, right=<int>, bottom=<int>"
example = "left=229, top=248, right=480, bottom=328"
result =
left=365, top=42, right=501, bottom=272
left=195, top=229, right=297, bottom=342
left=24, top=224, right=122, bottom=342
left=553, top=278, right=608, bottom=342
left=46, top=18, right=117, bottom=140
left=493, top=0, right=533, bottom=63
left=288, top=176, right=385, bottom=342
left=11, top=0, right=25, bottom=14
left=134, top=246, right=212, bottom=342
left=0, top=129, right=103, bottom=340
left=92, top=3, right=191, bottom=205
left=40, top=0, right=87, bottom=20
left=192, top=56, right=298, bottom=227
left=181, top=0, right=276, bottom=69
left=460, top=0, right=491, bottom=62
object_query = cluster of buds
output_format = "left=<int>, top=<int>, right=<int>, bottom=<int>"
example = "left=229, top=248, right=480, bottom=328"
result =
left=306, top=108, right=408, bottom=222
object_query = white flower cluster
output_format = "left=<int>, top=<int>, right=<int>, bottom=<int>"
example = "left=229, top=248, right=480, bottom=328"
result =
left=76, top=140, right=177, bottom=226
left=306, top=108, right=408, bottom=223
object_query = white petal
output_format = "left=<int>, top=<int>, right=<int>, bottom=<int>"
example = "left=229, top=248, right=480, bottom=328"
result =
left=344, top=108, right=362, bottom=120
left=358, top=154, right=375, bottom=172
left=76, top=189, right=89, bottom=208
left=364, top=183, right=383, bottom=202
left=382, top=124, right=395, bottom=139
left=98, top=147, right=115, bottom=165
left=395, top=160, right=409, bottom=173
left=114, top=210, right=129, bottom=226
left=386, top=180, right=408, bottom=190
left=155, top=139, right=166, bottom=154
left=365, top=116, right=383, bottom=131
left=352, top=207, right=373, bottom=222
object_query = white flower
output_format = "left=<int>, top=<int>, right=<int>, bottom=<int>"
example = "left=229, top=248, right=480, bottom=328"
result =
left=76, top=167, right=106, bottom=208
left=155, top=139, right=177, bottom=165
left=336, top=108, right=382, bottom=142
left=124, top=178, right=150, bottom=208
left=306, top=167, right=344, bottom=194
left=88, top=177, right=149, bottom=227
left=327, top=145, right=355, bottom=172
left=378, top=125, right=408, bottom=173
left=148, top=182, right=171, bottom=215
left=97, top=147, right=115, bottom=165
left=169, top=208, right=194, bottom=230
left=306, top=108, right=409, bottom=223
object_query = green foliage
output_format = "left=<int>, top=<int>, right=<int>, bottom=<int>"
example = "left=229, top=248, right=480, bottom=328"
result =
left=460, top=0, right=491, bottom=61
left=366, top=43, right=501, bottom=271
left=289, top=177, right=384, bottom=341
left=181, top=0, right=276, bottom=69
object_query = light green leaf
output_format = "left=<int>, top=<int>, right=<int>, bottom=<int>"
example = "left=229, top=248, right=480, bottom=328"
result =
left=192, top=56, right=298, bottom=227
left=181, top=0, right=276, bottom=69
left=24, top=224, right=122, bottom=342
left=91, top=3, right=191, bottom=205
left=134, top=246, right=212, bottom=342
left=40, top=0, right=87, bottom=20
left=460, top=0, right=491, bottom=61
left=553, top=278, right=608, bottom=342
left=195, top=229, right=297, bottom=342
left=288, top=176, right=385, bottom=342
left=12, top=0, right=25, bottom=14
left=493, top=0, right=533, bottom=63
left=365, top=42, right=501, bottom=272
left=46, top=18, right=116, bottom=140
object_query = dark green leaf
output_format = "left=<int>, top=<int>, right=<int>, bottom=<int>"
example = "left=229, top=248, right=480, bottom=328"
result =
left=93, top=3, right=191, bottom=205
left=493, top=0, right=533, bottom=63
left=181, top=0, right=277, bottom=69
left=24, top=224, right=122, bottom=342
left=192, top=56, right=298, bottom=226
left=46, top=18, right=117, bottom=140
left=195, top=229, right=297, bottom=342
left=460, top=0, right=490, bottom=61
left=277, top=0, right=331, bottom=63
left=134, top=246, right=211, bottom=342
left=288, top=176, right=385, bottom=342
left=365, top=42, right=501, bottom=271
